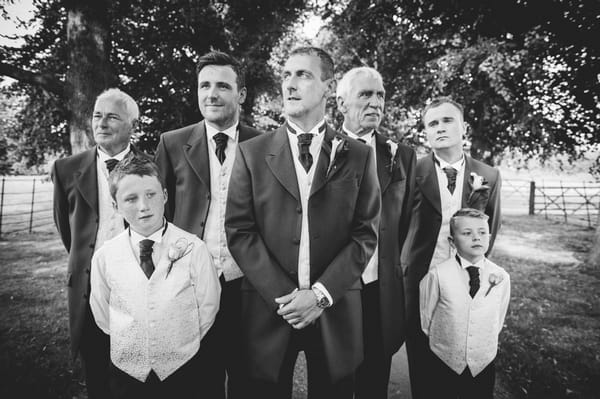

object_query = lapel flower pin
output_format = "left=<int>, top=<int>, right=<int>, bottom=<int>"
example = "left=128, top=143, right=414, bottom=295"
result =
left=466, top=172, right=490, bottom=211
left=327, top=136, right=348, bottom=178
left=387, top=139, right=398, bottom=173
left=484, top=273, right=504, bottom=297
left=166, top=237, right=194, bottom=279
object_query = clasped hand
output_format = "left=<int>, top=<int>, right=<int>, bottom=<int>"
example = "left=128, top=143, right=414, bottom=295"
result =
left=275, top=289, right=323, bottom=330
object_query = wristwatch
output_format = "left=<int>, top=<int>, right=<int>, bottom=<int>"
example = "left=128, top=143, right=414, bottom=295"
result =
left=312, top=287, right=331, bottom=309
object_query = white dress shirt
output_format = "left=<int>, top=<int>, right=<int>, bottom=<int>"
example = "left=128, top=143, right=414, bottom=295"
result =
left=90, top=222, right=221, bottom=381
left=343, top=127, right=379, bottom=284
left=95, top=145, right=129, bottom=252
left=429, top=154, right=465, bottom=269
left=419, top=255, right=510, bottom=376
left=204, top=122, right=243, bottom=281
left=286, top=119, right=332, bottom=304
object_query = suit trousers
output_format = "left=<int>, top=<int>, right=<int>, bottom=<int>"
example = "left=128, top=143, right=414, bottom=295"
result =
left=79, top=304, right=111, bottom=399
left=108, top=347, right=207, bottom=399
left=249, top=322, right=354, bottom=399
left=203, top=276, right=247, bottom=399
left=354, top=280, right=392, bottom=399
left=406, top=318, right=438, bottom=399
left=431, top=354, right=495, bottom=399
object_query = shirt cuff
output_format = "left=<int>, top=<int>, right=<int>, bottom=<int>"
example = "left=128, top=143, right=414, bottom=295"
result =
left=312, top=282, right=333, bottom=306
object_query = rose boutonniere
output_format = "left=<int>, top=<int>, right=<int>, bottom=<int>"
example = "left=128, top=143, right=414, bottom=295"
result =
left=484, top=273, right=504, bottom=297
left=326, top=136, right=349, bottom=178
left=467, top=172, right=490, bottom=211
left=166, top=238, right=194, bottom=279
left=387, top=139, right=398, bottom=173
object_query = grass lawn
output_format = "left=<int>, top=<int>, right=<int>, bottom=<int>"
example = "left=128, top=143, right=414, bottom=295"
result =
left=0, top=214, right=598, bottom=398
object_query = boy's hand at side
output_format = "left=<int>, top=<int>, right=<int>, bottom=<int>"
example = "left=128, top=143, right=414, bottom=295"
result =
left=275, top=289, right=323, bottom=329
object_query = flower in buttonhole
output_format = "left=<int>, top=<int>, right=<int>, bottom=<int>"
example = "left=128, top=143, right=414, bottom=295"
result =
left=387, top=139, right=398, bottom=173
left=485, top=273, right=504, bottom=297
left=467, top=172, right=491, bottom=211
left=166, top=237, right=194, bottom=279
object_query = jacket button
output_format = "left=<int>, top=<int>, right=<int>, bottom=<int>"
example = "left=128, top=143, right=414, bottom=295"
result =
left=85, top=269, right=90, bottom=274
left=89, top=243, right=95, bottom=248
left=200, top=221, right=205, bottom=227
left=292, top=238, right=300, bottom=245
left=296, top=207, right=302, bottom=214
left=83, top=294, right=88, bottom=299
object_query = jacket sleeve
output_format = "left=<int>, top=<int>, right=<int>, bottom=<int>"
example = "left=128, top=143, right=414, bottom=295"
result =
left=51, top=161, right=71, bottom=252
left=486, top=168, right=502, bottom=254
left=154, top=135, right=176, bottom=222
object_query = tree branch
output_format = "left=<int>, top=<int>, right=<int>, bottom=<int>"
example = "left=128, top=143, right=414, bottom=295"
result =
left=0, top=61, right=65, bottom=98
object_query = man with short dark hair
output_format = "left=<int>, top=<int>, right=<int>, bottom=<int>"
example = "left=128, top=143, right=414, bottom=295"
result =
left=155, top=50, right=261, bottom=398
left=52, top=88, right=147, bottom=399
left=336, top=66, right=416, bottom=398
left=402, top=96, right=502, bottom=398
left=225, top=47, right=381, bottom=398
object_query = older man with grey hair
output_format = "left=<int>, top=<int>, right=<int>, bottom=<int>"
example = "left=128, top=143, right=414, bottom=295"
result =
left=52, top=88, right=149, bottom=399
left=336, top=67, right=416, bottom=398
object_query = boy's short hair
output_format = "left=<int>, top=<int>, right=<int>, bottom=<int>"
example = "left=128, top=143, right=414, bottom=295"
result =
left=449, top=208, right=489, bottom=236
left=421, top=96, right=464, bottom=122
left=108, top=156, right=164, bottom=200
left=195, top=50, right=246, bottom=89
left=289, top=46, right=335, bottom=81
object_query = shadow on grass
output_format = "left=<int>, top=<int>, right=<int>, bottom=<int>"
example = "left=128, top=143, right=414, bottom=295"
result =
left=492, top=215, right=600, bottom=399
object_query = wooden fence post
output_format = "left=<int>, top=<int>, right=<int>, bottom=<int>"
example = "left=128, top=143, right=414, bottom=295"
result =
left=0, top=177, right=5, bottom=237
left=529, top=181, right=535, bottom=215
left=560, top=181, right=567, bottom=223
left=28, top=178, right=36, bottom=233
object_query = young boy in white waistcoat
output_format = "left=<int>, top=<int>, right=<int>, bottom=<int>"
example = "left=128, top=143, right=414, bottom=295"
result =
left=419, top=208, right=510, bottom=398
left=90, top=156, right=220, bottom=399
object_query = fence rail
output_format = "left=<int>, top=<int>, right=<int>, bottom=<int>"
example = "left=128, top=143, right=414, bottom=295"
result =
left=0, top=176, right=598, bottom=237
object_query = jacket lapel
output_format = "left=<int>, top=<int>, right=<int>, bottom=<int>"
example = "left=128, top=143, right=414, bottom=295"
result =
left=309, top=125, right=336, bottom=197
left=239, top=124, right=254, bottom=142
left=461, top=155, right=473, bottom=207
left=75, top=149, right=99, bottom=216
left=265, top=125, right=300, bottom=201
left=375, top=132, right=392, bottom=193
left=183, top=122, right=210, bottom=191
left=416, top=153, right=441, bottom=215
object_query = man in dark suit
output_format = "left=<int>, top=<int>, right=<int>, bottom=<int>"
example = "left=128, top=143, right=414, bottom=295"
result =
left=154, top=51, right=261, bottom=399
left=336, top=67, right=416, bottom=398
left=402, top=96, right=502, bottom=398
left=52, top=88, right=145, bottom=399
left=225, top=47, right=381, bottom=399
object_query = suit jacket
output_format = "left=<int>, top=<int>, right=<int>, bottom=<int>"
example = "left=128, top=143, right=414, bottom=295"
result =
left=401, top=153, right=502, bottom=325
left=154, top=121, right=261, bottom=238
left=371, top=132, right=416, bottom=356
left=225, top=124, right=381, bottom=382
left=51, top=145, right=148, bottom=356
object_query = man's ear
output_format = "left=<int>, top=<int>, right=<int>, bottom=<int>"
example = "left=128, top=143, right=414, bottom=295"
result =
left=238, top=87, right=247, bottom=105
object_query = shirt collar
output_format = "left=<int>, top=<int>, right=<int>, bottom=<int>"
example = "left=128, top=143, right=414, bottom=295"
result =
left=287, top=119, right=326, bottom=136
left=434, top=153, right=464, bottom=170
left=205, top=121, right=238, bottom=141
left=97, top=144, right=131, bottom=162
left=129, top=219, right=167, bottom=245
left=343, top=126, right=375, bottom=144
left=457, top=254, right=486, bottom=269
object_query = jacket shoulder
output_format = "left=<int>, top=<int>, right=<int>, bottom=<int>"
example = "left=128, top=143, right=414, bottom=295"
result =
left=240, top=124, right=263, bottom=139
left=161, top=123, right=199, bottom=142
left=54, top=148, right=95, bottom=173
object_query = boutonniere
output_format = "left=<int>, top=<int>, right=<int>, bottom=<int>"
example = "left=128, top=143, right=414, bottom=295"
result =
left=166, top=238, right=194, bottom=279
left=326, top=136, right=349, bottom=178
left=467, top=172, right=490, bottom=211
left=484, top=273, right=504, bottom=297
left=387, top=139, right=398, bottom=173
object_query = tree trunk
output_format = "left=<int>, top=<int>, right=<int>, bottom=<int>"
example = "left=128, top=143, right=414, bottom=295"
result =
left=65, top=0, right=116, bottom=154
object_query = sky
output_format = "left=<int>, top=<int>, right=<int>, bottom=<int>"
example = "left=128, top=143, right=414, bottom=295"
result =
left=0, top=0, right=35, bottom=46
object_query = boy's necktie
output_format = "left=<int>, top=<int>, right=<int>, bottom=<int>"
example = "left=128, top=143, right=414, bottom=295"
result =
left=213, top=132, right=228, bottom=164
left=297, top=133, right=313, bottom=172
left=466, top=266, right=480, bottom=298
left=105, top=158, right=118, bottom=173
left=139, top=239, right=155, bottom=279
left=442, top=166, right=458, bottom=194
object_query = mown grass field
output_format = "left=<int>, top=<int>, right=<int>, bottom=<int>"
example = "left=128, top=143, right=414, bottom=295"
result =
left=0, top=214, right=598, bottom=398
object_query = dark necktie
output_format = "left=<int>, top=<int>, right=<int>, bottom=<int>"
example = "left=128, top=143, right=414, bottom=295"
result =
left=105, top=158, right=118, bottom=173
left=139, top=239, right=155, bottom=279
left=466, top=266, right=480, bottom=298
left=297, top=133, right=313, bottom=172
left=443, top=166, right=458, bottom=194
left=357, top=138, right=366, bottom=144
left=213, top=133, right=228, bottom=165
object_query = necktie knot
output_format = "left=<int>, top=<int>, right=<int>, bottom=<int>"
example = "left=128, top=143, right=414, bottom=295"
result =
left=442, top=166, right=458, bottom=194
left=466, top=266, right=480, bottom=298
left=213, top=132, right=228, bottom=164
left=297, top=133, right=313, bottom=172
left=105, top=158, right=119, bottom=173
left=139, top=239, right=155, bottom=279
left=139, top=239, right=154, bottom=257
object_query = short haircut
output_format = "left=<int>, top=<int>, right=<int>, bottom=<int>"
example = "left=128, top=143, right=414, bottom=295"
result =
left=336, top=67, right=384, bottom=100
left=289, top=46, right=334, bottom=81
left=421, top=96, right=464, bottom=122
left=95, top=88, right=139, bottom=123
left=108, top=156, right=164, bottom=200
left=449, top=208, right=489, bottom=236
left=195, top=50, right=246, bottom=89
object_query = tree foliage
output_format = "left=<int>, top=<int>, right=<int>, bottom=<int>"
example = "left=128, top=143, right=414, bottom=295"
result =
left=0, top=0, right=305, bottom=165
left=321, top=0, right=600, bottom=165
